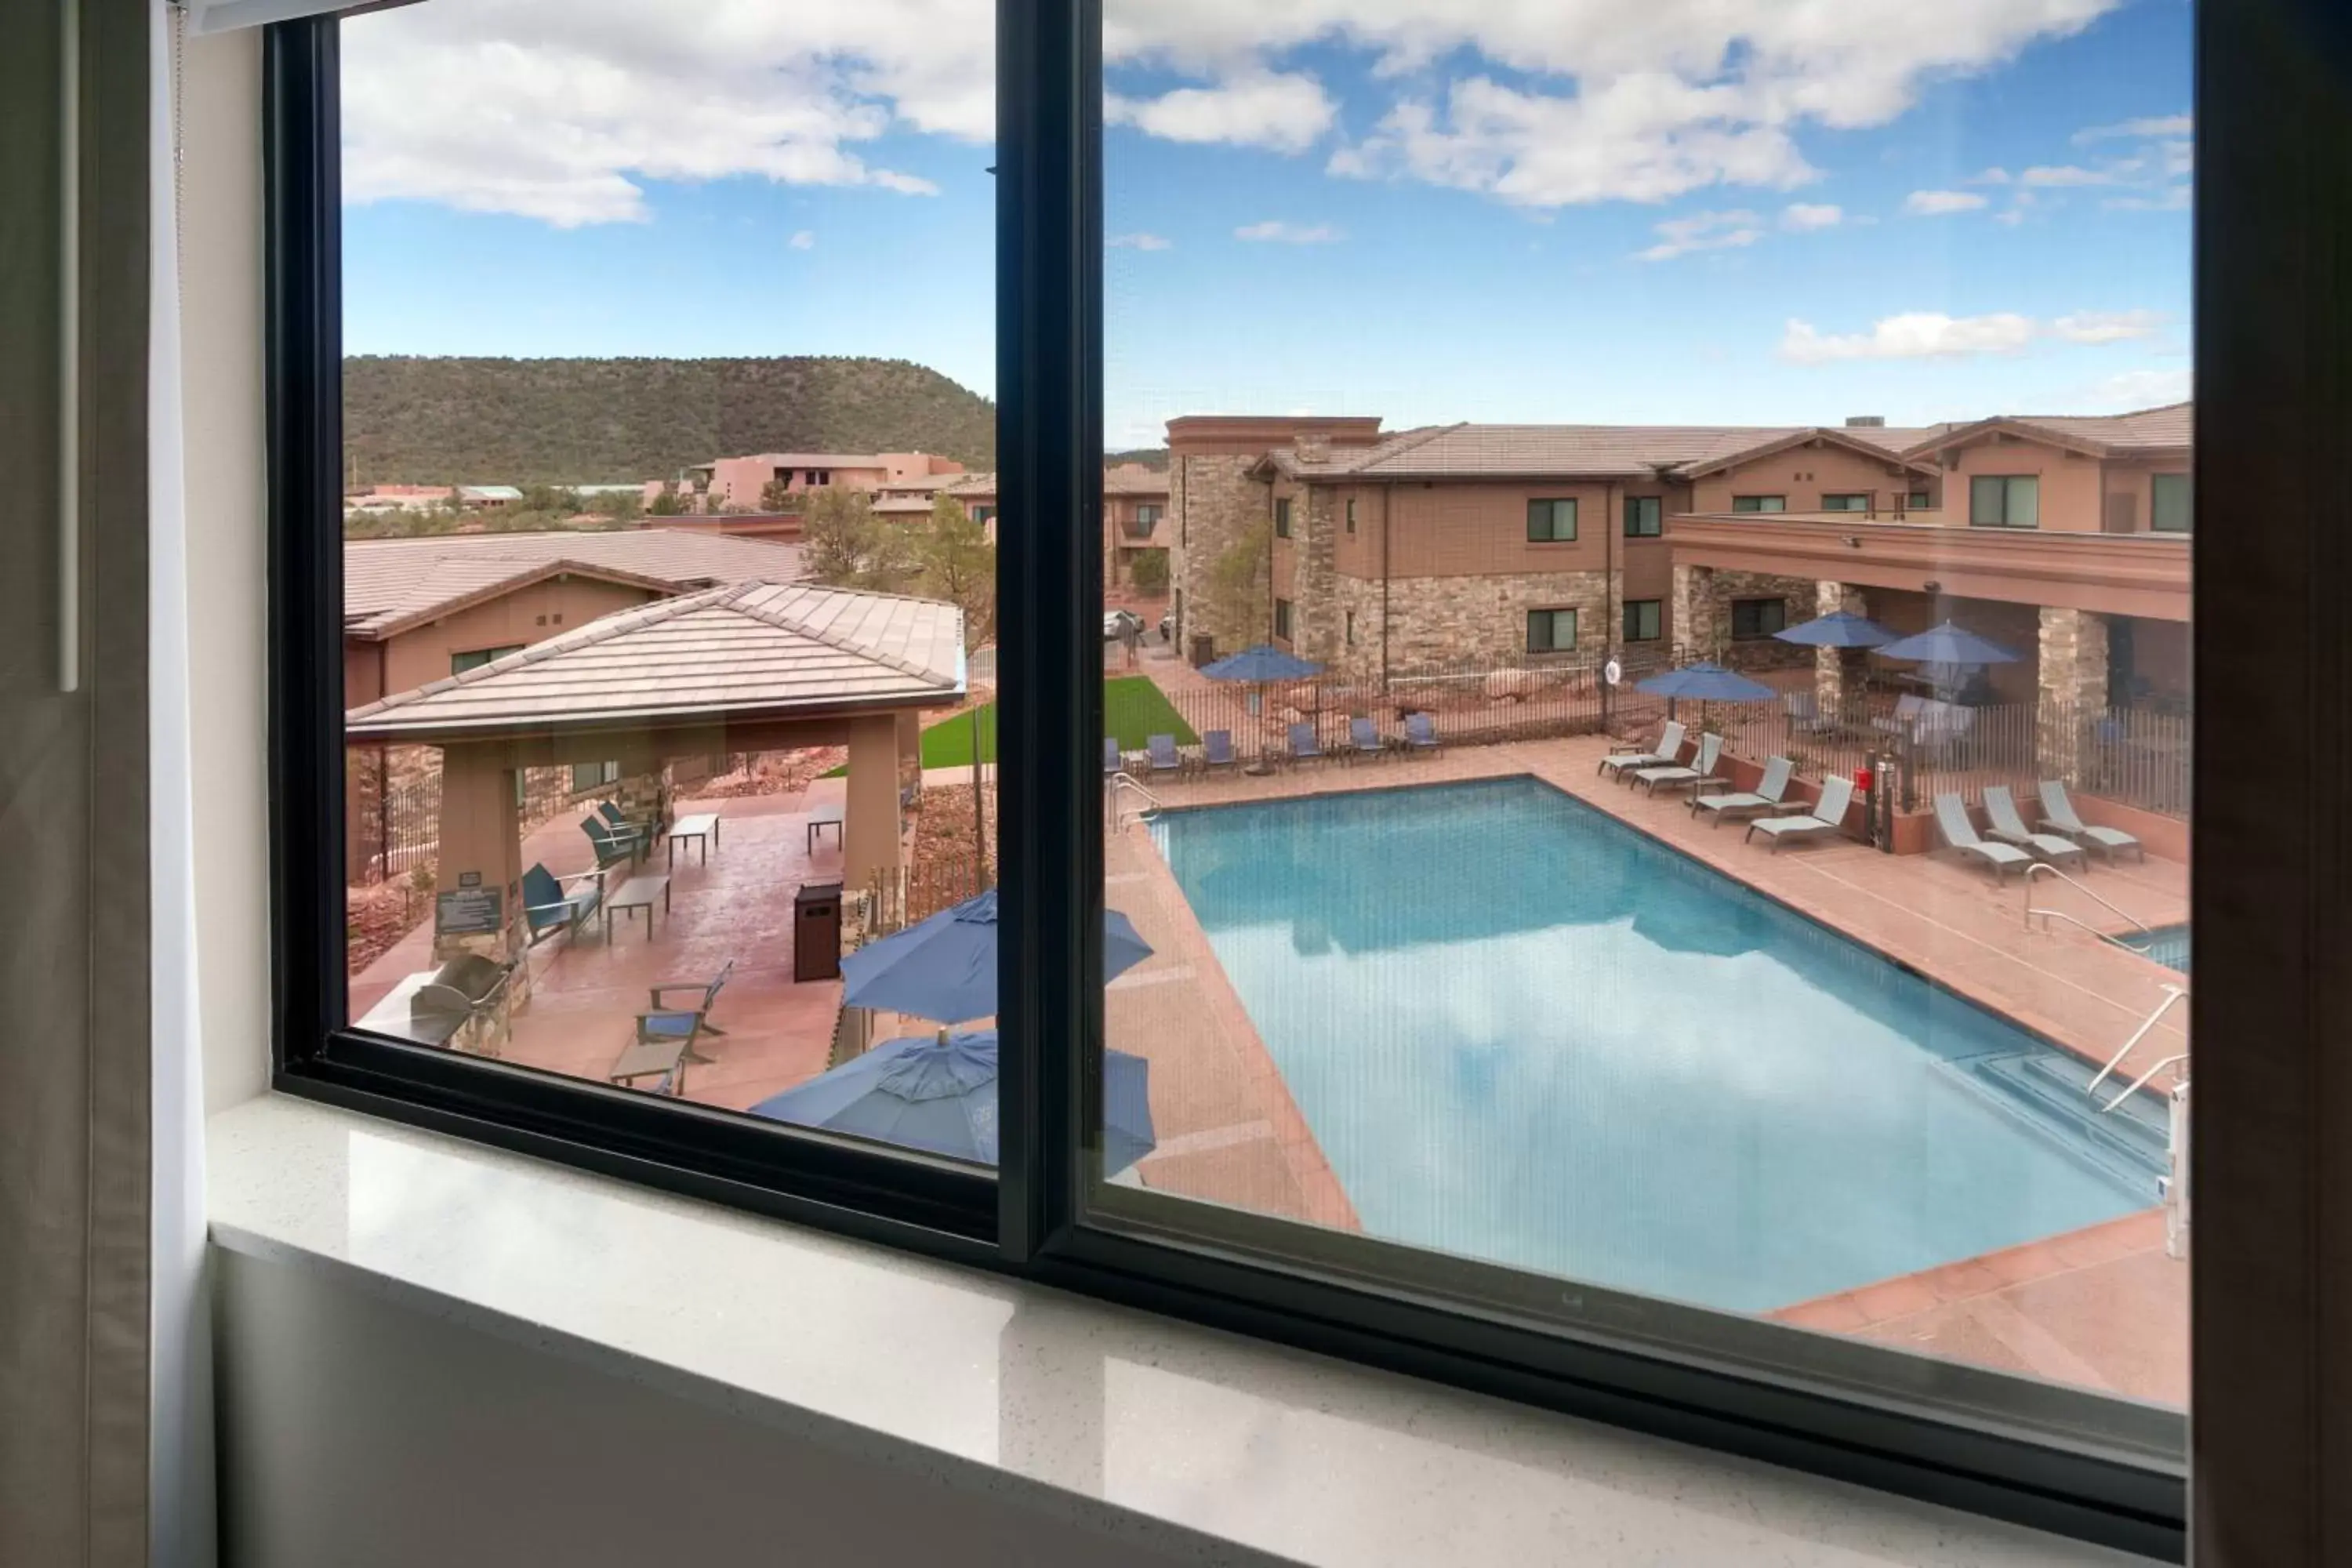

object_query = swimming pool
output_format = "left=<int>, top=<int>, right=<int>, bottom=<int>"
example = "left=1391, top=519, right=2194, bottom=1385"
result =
left=2122, top=924, right=2190, bottom=974
left=1152, top=777, right=2169, bottom=1316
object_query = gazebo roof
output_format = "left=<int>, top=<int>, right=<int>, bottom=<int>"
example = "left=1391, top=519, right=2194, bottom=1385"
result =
left=346, top=581, right=965, bottom=740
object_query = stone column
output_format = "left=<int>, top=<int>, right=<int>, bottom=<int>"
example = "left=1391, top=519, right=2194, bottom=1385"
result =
left=433, top=742, right=523, bottom=965
left=1671, top=564, right=1718, bottom=661
left=2037, top=608, right=2110, bottom=784
left=346, top=742, right=385, bottom=883
left=844, top=713, right=906, bottom=895
left=896, top=708, right=924, bottom=798
left=1814, top=581, right=1867, bottom=716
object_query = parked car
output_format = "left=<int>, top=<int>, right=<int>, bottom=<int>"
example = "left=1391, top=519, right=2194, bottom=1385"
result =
left=1103, top=608, right=1144, bottom=641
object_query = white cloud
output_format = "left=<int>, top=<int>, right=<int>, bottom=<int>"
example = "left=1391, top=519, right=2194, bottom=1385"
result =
left=1780, top=202, right=1842, bottom=230
left=2079, top=367, right=2193, bottom=409
left=1903, top=189, right=1989, bottom=216
left=1638, top=208, right=1765, bottom=260
left=1236, top=220, right=1342, bottom=243
left=788, top=230, right=816, bottom=250
left=1969, top=165, right=2012, bottom=184
left=2051, top=308, right=2163, bottom=344
left=1109, top=231, right=1173, bottom=250
left=2019, top=163, right=2113, bottom=187
left=1106, top=71, right=1335, bottom=152
left=1780, top=311, right=2037, bottom=363
left=2074, top=113, right=2192, bottom=143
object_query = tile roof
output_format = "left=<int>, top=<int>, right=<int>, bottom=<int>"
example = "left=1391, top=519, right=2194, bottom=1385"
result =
left=1102, top=463, right=1171, bottom=496
left=343, top=528, right=806, bottom=637
left=346, top=581, right=965, bottom=739
left=1940, top=402, right=2191, bottom=456
left=1264, top=422, right=1949, bottom=481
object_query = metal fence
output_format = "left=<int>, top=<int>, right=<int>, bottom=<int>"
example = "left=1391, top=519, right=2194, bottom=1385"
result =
left=350, top=759, right=616, bottom=887
left=858, top=855, right=987, bottom=941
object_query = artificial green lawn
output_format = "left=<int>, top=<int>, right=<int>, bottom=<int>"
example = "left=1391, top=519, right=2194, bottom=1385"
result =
left=833, top=675, right=1200, bottom=774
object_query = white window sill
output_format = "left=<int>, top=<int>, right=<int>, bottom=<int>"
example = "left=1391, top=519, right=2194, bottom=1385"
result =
left=207, top=1095, right=2151, bottom=1568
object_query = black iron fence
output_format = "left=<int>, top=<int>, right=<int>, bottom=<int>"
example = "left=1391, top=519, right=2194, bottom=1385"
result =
left=350, top=760, right=619, bottom=887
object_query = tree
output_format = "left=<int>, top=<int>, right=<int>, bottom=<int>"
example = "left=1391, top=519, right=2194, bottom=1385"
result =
left=916, top=494, right=997, bottom=648
left=801, top=486, right=893, bottom=587
left=1203, top=521, right=1272, bottom=644
left=1127, top=547, right=1169, bottom=597
left=590, top=488, right=642, bottom=523
left=648, top=481, right=688, bottom=517
left=758, top=477, right=797, bottom=513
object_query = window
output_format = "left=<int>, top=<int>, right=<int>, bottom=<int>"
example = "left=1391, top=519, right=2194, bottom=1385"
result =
left=1622, top=599, right=1662, bottom=642
left=1526, top=607, right=1578, bottom=652
left=1136, top=503, right=1161, bottom=526
left=450, top=644, right=524, bottom=675
left=1820, top=493, right=1871, bottom=511
left=1274, top=497, right=1292, bottom=537
left=570, top=760, right=622, bottom=793
left=1730, top=495, right=1786, bottom=513
left=1345, top=497, right=1357, bottom=533
left=1729, top=598, right=1787, bottom=639
left=2151, top=474, right=2191, bottom=532
left=1345, top=610, right=1356, bottom=645
left=1624, top=495, right=1662, bottom=537
left=1970, top=474, right=2041, bottom=528
left=1526, top=498, right=1577, bottom=542
left=1274, top=597, right=1294, bottom=640
left=1906, top=490, right=1932, bottom=510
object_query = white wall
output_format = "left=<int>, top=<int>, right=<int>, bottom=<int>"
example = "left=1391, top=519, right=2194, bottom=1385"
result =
left=181, top=24, right=271, bottom=1114
left=210, top=1250, right=1214, bottom=1568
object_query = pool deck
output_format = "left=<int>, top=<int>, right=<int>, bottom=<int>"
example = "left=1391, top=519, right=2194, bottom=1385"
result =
left=1112, top=735, right=2186, bottom=1404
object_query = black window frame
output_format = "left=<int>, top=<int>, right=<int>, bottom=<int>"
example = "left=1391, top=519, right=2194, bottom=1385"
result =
left=1623, top=494, right=1662, bottom=537
left=1345, top=495, right=1356, bottom=533
left=1525, top=606, right=1577, bottom=652
left=1273, top=597, right=1293, bottom=640
left=1730, top=494, right=1785, bottom=513
left=1729, top=597, right=1788, bottom=640
left=1622, top=598, right=1662, bottom=642
left=1272, top=495, right=1291, bottom=536
left=1526, top=496, right=1577, bottom=542
left=261, top=6, right=2352, bottom=1562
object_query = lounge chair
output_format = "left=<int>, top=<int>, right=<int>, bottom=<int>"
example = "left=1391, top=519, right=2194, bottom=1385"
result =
left=641, top=956, right=735, bottom=1066
left=1931, top=793, right=2035, bottom=882
left=2036, top=780, right=2145, bottom=863
left=1691, top=755, right=1795, bottom=827
left=1102, top=737, right=1122, bottom=777
left=1872, top=693, right=1926, bottom=737
left=1980, top=786, right=2089, bottom=869
left=1403, top=712, right=1440, bottom=755
left=1599, top=720, right=1686, bottom=783
left=1145, top=733, right=1185, bottom=779
left=579, top=815, right=641, bottom=873
left=597, top=800, right=657, bottom=853
left=1346, top=717, right=1386, bottom=762
left=1745, top=775, right=1857, bottom=853
left=1283, top=721, right=1326, bottom=768
left=1635, top=731, right=1726, bottom=797
left=1201, top=730, right=1239, bottom=775
left=1782, top=688, right=1834, bottom=737
left=521, top=862, right=603, bottom=947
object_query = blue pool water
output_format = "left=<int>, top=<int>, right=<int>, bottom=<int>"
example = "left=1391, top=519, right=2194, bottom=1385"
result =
left=1152, top=778, right=2168, bottom=1315
left=2122, top=924, right=2190, bottom=974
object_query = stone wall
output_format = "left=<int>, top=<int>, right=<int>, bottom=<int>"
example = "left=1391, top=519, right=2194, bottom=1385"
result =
left=1671, top=564, right=1816, bottom=664
left=1169, top=453, right=1271, bottom=659
left=1329, top=575, right=1385, bottom=682
left=1290, top=485, right=1341, bottom=662
left=1378, top=570, right=1613, bottom=670
left=2037, top=607, right=2111, bottom=781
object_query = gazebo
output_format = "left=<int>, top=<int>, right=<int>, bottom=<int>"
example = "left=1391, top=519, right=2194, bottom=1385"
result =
left=345, top=580, right=967, bottom=965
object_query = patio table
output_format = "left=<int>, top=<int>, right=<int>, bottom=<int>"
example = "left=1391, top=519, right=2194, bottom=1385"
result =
left=603, top=873, right=671, bottom=942
left=805, top=801, right=845, bottom=852
left=607, top=1033, right=688, bottom=1094
left=666, top=811, right=720, bottom=868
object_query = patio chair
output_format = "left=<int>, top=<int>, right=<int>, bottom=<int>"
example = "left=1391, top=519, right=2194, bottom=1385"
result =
left=521, top=862, right=603, bottom=947
left=1930, top=793, right=2035, bottom=882
left=1781, top=688, right=1834, bottom=737
left=1145, top=733, right=1185, bottom=780
left=1346, top=717, right=1386, bottom=762
left=1744, top=775, right=1857, bottom=853
left=1102, top=736, right=1122, bottom=777
left=1634, top=731, right=1726, bottom=797
left=1201, top=730, right=1239, bottom=775
left=579, top=815, right=641, bottom=873
left=1872, top=693, right=1926, bottom=737
left=642, top=956, right=735, bottom=1066
left=1403, top=712, right=1440, bottom=756
left=2036, top=780, right=2146, bottom=863
left=1691, top=755, right=1795, bottom=827
left=597, top=800, right=657, bottom=853
left=1283, top=721, right=1327, bottom=768
left=1599, top=720, right=1686, bottom=783
left=1980, top=786, right=2090, bottom=869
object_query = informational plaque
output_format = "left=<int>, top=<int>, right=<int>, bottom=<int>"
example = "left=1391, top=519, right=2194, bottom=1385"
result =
left=434, top=886, right=503, bottom=935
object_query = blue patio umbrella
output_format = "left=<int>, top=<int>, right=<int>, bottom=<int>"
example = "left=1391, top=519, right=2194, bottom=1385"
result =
left=748, top=1029, right=1156, bottom=1176
left=1200, top=644, right=1324, bottom=683
left=1874, top=620, right=2023, bottom=665
left=1634, top=661, right=1777, bottom=702
left=1772, top=609, right=1897, bottom=648
left=839, top=888, right=1153, bottom=1025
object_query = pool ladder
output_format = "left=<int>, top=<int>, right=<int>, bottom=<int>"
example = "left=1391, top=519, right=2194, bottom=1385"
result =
left=2088, top=985, right=2190, bottom=1261
left=2021, top=861, right=2154, bottom=951
left=1106, top=772, right=1164, bottom=832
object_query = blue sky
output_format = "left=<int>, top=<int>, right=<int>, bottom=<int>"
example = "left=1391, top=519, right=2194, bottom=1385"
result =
left=342, top=0, right=2191, bottom=452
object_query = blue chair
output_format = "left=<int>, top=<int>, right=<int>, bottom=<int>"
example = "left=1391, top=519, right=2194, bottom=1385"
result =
left=1146, top=733, right=1185, bottom=779
left=1346, top=717, right=1386, bottom=761
left=1403, top=713, right=1440, bottom=755
left=580, top=815, right=640, bottom=873
left=1102, top=736, right=1122, bottom=776
left=626, top=957, right=736, bottom=1085
left=1201, top=730, right=1238, bottom=774
left=521, top=862, right=601, bottom=946
left=598, top=800, right=655, bottom=853
left=1283, top=721, right=1326, bottom=768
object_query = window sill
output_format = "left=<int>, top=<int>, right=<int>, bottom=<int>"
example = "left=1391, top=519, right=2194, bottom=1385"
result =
left=207, top=1094, right=2153, bottom=1568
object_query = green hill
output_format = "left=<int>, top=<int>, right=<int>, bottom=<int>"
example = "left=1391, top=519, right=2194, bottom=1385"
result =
left=344, top=355, right=998, bottom=485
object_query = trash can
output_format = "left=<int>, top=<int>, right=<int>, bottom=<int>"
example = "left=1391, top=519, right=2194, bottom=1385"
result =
left=1189, top=633, right=1215, bottom=669
left=793, top=881, right=844, bottom=982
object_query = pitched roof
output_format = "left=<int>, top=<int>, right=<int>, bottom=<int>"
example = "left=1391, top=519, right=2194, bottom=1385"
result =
left=1901, top=402, right=2191, bottom=460
left=1102, top=463, right=1170, bottom=496
left=1259, top=422, right=1948, bottom=482
left=346, top=581, right=965, bottom=739
left=343, top=528, right=806, bottom=637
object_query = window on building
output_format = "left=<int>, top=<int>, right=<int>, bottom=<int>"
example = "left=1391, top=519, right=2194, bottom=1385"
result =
left=1526, top=498, right=1577, bottom=542
left=1970, top=474, right=2042, bottom=528
left=450, top=644, right=524, bottom=675
left=1526, top=607, right=1578, bottom=652
left=1137, top=503, right=1161, bottom=526
left=570, top=760, right=621, bottom=793
left=1624, top=495, right=1662, bottom=537
left=1274, top=597, right=1294, bottom=640
left=1622, top=599, right=1662, bottom=642
left=1275, top=497, right=1292, bottom=537
left=1730, top=495, right=1786, bottom=514
left=1906, top=490, right=1932, bottom=510
left=1345, top=610, right=1355, bottom=645
left=2151, top=474, right=2192, bottom=532
left=1729, top=599, right=1788, bottom=640
left=1345, top=497, right=1357, bottom=533
left=1820, top=493, right=1871, bottom=511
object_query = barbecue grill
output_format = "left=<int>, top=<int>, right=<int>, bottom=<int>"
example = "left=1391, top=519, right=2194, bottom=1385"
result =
left=409, top=953, right=514, bottom=1052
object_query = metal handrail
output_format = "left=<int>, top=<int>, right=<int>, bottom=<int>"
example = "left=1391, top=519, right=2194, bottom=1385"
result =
left=1106, top=772, right=1164, bottom=830
left=2101, top=1052, right=2189, bottom=1115
left=2085, top=984, right=2188, bottom=1101
left=2023, top=860, right=2154, bottom=938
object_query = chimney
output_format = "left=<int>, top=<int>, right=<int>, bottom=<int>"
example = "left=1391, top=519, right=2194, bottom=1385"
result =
left=1844, top=415, right=1886, bottom=428
left=1293, top=430, right=1330, bottom=463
